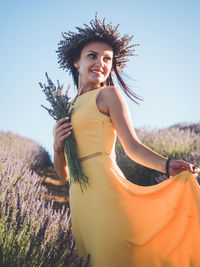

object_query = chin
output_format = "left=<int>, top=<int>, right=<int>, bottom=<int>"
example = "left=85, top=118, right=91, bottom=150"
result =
left=90, top=78, right=105, bottom=84
left=88, top=73, right=106, bottom=83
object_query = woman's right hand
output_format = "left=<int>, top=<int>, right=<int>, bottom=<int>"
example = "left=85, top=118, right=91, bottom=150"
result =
left=54, top=117, right=72, bottom=152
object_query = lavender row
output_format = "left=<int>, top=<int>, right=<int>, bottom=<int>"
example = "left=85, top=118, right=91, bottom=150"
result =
left=0, top=131, right=89, bottom=267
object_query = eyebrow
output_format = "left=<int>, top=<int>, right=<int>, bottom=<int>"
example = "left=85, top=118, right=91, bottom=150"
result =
left=87, top=50, right=112, bottom=55
left=87, top=50, right=98, bottom=54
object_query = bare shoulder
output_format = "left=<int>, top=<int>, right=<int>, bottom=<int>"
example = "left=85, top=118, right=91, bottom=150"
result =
left=102, top=85, right=122, bottom=96
left=96, top=86, right=126, bottom=116
left=101, top=86, right=124, bottom=105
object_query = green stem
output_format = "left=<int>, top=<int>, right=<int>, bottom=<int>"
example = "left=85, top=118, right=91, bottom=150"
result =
left=64, top=134, right=89, bottom=192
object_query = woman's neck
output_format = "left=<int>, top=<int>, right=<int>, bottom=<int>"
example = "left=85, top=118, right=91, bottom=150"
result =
left=78, top=83, right=102, bottom=96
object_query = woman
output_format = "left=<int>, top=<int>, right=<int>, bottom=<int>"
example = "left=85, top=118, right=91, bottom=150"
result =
left=53, top=15, right=200, bottom=267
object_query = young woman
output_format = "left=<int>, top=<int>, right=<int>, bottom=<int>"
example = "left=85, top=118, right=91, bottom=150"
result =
left=53, top=15, right=200, bottom=267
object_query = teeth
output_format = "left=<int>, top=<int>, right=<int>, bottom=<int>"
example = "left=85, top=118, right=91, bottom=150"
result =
left=91, top=70, right=103, bottom=74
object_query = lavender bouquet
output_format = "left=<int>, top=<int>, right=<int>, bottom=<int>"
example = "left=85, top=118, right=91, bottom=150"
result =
left=39, top=72, right=89, bottom=192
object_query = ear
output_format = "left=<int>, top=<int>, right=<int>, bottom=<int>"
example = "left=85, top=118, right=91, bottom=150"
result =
left=73, top=59, right=80, bottom=69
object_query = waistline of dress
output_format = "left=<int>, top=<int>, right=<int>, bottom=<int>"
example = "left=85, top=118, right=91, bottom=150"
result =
left=79, top=152, right=110, bottom=162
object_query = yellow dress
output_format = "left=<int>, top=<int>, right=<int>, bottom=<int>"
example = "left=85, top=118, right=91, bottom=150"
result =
left=69, top=88, right=200, bottom=267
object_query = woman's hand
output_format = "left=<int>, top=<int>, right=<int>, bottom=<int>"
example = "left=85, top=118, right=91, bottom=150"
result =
left=54, top=117, right=72, bottom=152
left=169, top=159, right=200, bottom=178
left=53, top=117, right=71, bottom=181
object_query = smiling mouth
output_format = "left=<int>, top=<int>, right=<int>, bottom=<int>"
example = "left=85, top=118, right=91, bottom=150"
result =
left=91, top=70, right=104, bottom=75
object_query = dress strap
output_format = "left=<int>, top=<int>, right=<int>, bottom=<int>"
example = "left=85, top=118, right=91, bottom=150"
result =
left=95, top=88, right=102, bottom=101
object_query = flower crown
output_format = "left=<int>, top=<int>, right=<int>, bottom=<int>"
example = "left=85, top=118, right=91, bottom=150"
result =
left=56, top=13, right=139, bottom=73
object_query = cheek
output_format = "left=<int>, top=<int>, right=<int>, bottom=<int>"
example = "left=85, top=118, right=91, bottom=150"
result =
left=79, top=64, right=88, bottom=76
left=79, top=60, right=92, bottom=73
left=106, top=63, right=112, bottom=75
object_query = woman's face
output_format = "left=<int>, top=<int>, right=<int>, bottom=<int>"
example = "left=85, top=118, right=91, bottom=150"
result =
left=74, top=41, right=113, bottom=88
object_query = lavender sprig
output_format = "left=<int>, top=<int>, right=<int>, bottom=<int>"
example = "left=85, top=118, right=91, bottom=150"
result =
left=39, top=72, right=89, bottom=192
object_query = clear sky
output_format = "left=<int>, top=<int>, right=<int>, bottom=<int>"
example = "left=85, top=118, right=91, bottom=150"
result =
left=1, top=0, right=199, bottom=160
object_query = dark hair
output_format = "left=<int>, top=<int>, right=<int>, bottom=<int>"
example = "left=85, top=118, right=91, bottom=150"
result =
left=56, top=14, right=141, bottom=103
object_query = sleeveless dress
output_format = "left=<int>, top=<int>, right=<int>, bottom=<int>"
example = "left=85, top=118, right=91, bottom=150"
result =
left=68, top=88, right=200, bottom=267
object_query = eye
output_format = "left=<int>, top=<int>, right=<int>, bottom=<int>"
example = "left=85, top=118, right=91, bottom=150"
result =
left=104, top=56, right=112, bottom=61
left=88, top=53, right=96, bottom=59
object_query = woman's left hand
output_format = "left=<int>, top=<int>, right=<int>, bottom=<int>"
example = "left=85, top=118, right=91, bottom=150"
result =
left=169, top=159, right=200, bottom=178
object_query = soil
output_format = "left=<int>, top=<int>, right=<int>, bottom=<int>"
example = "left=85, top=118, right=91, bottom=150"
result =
left=38, top=167, right=70, bottom=211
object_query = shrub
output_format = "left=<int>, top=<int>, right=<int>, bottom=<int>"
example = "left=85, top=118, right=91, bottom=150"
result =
left=116, top=125, right=200, bottom=186
left=0, top=131, right=52, bottom=172
left=171, top=122, right=200, bottom=135
left=0, top=131, right=89, bottom=267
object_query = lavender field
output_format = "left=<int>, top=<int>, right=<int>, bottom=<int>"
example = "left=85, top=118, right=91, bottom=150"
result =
left=0, top=131, right=89, bottom=267
left=0, top=123, right=199, bottom=266
left=116, top=123, right=200, bottom=185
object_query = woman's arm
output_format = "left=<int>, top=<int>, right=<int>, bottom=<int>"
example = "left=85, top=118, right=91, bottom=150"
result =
left=104, top=86, right=196, bottom=176
left=54, top=150, right=69, bottom=181
left=53, top=117, right=72, bottom=181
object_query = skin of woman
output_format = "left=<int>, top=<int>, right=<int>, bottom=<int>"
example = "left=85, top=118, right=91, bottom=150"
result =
left=53, top=41, right=198, bottom=181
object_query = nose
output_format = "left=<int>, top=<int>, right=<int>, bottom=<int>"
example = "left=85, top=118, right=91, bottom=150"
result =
left=95, top=56, right=104, bottom=67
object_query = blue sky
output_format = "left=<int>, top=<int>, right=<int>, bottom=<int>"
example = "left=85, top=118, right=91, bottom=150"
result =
left=0, top=0, right=199, bottom=160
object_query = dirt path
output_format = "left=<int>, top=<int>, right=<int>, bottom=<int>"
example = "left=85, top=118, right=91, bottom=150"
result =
left=38, top=167, right=70, bottom=211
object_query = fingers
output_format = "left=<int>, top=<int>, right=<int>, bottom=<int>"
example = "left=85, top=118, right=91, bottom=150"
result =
left=56, top=122, right=72, bottom=135
left=190, top=165, right=200, bottom=175
left=56, top=118, right=71, bottom=133
left=56, top=117, right=70, bottom=129
left=192, top=165, right=200, bottom=178
left=180, top=161, right=200, bottom=175
left=57, top=128, right=72, bottom=141
left=54, top=117, right=73, bottom=151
